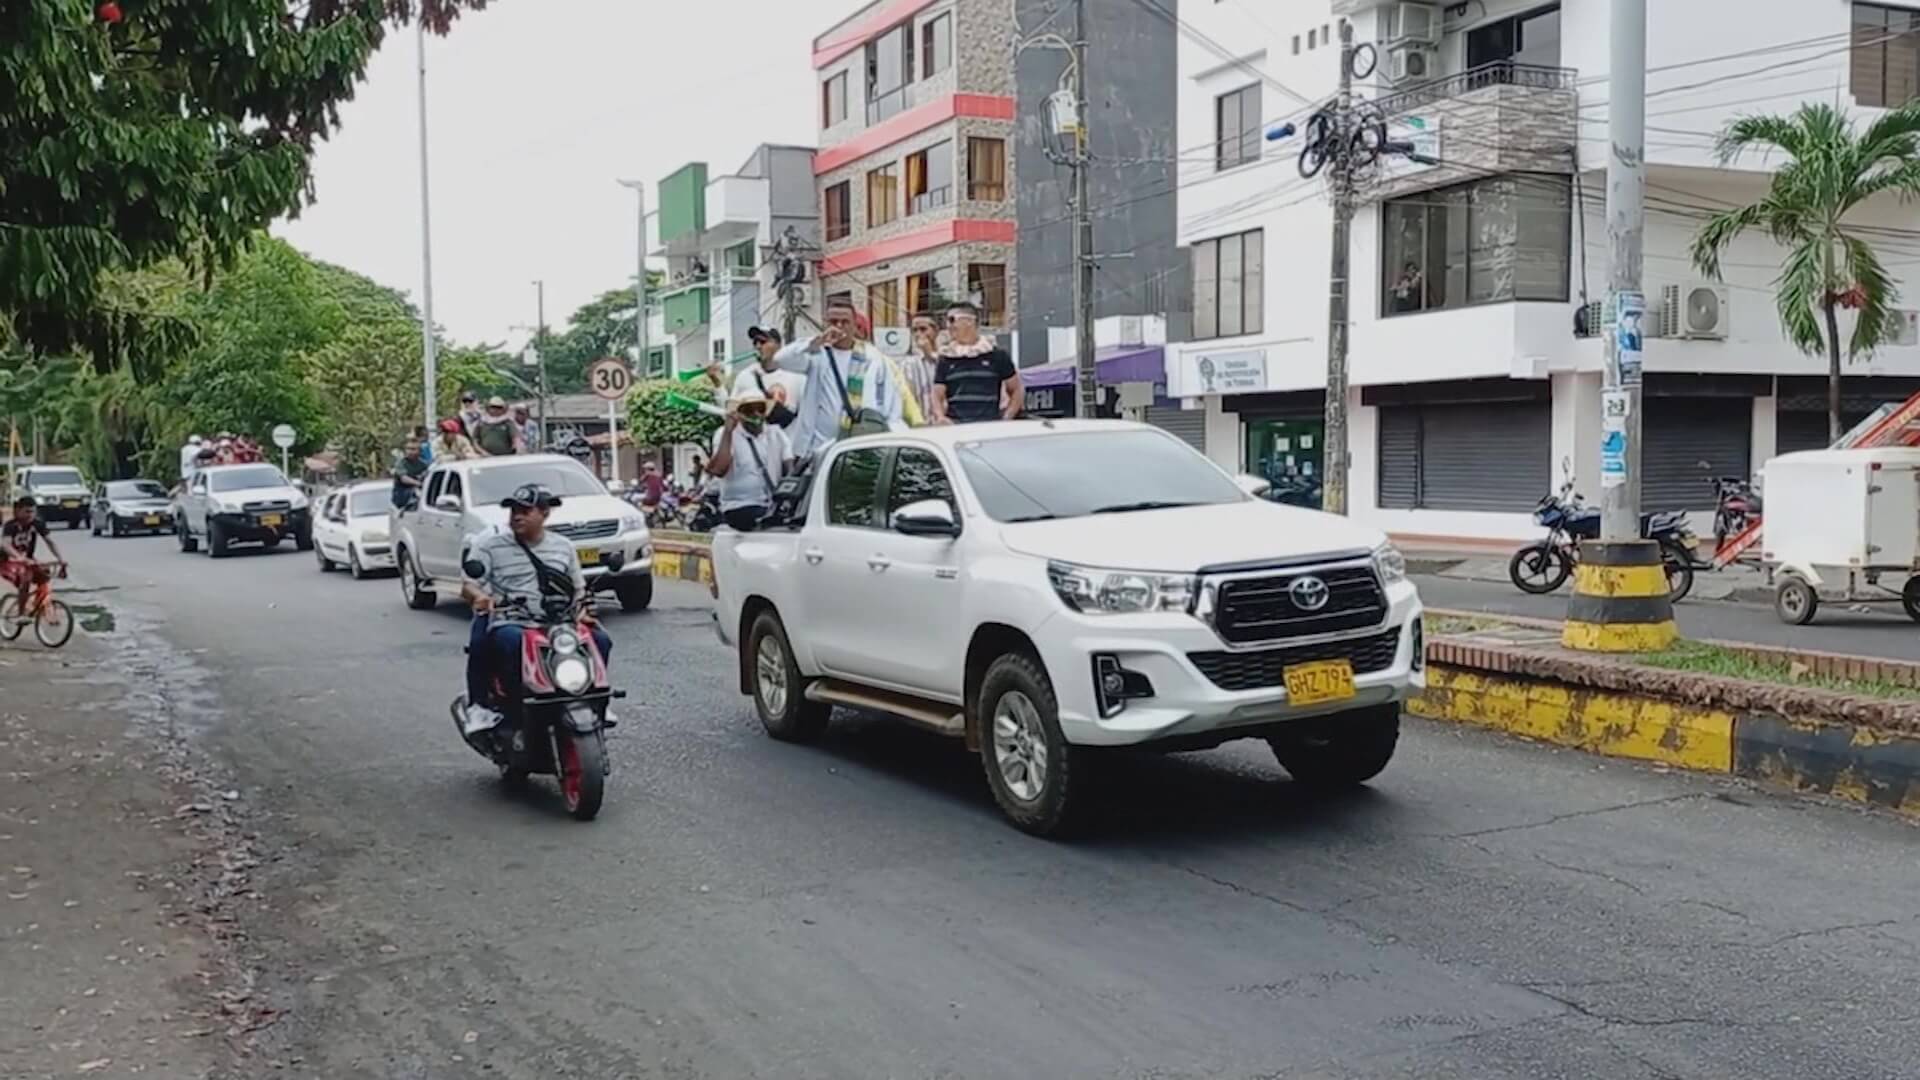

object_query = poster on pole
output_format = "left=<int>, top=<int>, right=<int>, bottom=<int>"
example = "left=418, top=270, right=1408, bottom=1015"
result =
left=1615, top=290, right=1645, bottom=386
left=1600, top=391, right=1629, bottom=489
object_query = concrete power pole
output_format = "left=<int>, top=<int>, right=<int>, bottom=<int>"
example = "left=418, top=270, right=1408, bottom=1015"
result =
left=1071, top=0, right=1096, bottom=419
left=534, top=279, right=549, bottom=448
left=1321, top=20, right=1357, bottom=516
left=414, top=18, right=438, bottom=430
left=1564, top=0, right=1674, bottom=652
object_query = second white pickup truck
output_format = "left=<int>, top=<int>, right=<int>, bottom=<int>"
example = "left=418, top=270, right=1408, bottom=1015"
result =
left=711, top=419, right=1426, bottom=836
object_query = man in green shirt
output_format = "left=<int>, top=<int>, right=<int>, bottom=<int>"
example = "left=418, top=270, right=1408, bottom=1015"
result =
left=471, top=396, right=525, bottom=456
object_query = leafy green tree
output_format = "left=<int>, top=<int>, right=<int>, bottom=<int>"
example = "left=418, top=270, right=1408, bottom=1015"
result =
left=626, top=378, right=719, bottom=450
left=0, top=0, right=487, bottom=358
left=545, top=275, right=664, bottom=394
left=1692, top=102, right=1920, bottom=441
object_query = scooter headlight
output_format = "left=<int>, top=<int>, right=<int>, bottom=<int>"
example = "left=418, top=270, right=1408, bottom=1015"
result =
left=552, top=656, right=591, bottom=694
left=549, top=627, right=582, bottom=655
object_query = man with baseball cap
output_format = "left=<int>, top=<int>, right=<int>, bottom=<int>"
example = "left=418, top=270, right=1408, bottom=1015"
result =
left=733, top=327, right=803, bottom=430
left=457, top=483, right=612, bottom=735
left=707, top=386, right=790, bottom=531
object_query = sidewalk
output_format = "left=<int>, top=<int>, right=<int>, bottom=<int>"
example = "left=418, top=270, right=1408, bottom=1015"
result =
left=1398, top=536, right=1772, bottom=603
left=0, top=625, right=252, bottom=1078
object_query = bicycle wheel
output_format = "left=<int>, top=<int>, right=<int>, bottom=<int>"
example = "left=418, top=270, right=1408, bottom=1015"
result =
left=35, top=600, right=73, bottom=648
left=0, top=595, right=23, bottom=642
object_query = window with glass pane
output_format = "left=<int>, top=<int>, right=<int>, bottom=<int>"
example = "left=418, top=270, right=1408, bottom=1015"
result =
left=1853, top=3, right=1920, bottom=108
left=967, top=138, right=1006, bottom=201
left=869, top=280, right=902, bottom=330
left=821, top=72, right=848, bottom=127
left=824, top=181, right=851, bottom=241
left=867, top=164, right=899, bottom=227
left=907, top=141, right=954, bottom=214
left=921, top=13, right=951, bottom=78
left=967, top=264, right=1007, bottom=326
left=887, top=448, right=956, bottom=516
left=727, top=240, right=756, bottom=276
left=1467, top=2, right=1560, bottom=72
left=1379, top=175, right=1569, bottom=317
left=906, top=268, right=957, bottom=316
left=1190, top=229, right=1263, bottom=340
left=865, top=24, right=912, bottom=123
left=828, top=448, right=886, bottom=527
left=1215, top=84, right=1261, bottom=170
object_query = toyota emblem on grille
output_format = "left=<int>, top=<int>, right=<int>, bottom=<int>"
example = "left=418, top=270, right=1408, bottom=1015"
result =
left=1288, top=575, right=1331, bottom=611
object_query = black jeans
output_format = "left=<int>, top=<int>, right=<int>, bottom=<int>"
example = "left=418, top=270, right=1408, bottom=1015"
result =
left=723, top=506, right=766, bottom=531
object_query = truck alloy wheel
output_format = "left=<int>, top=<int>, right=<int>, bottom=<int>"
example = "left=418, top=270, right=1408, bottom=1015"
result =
left=747, top=611, right=830, bottom=742
left=976, top=653, right=1081, bottom=838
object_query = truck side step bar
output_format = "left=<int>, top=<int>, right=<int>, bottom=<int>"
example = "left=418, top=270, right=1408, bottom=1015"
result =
left=805, top=681, right=966, bottom=738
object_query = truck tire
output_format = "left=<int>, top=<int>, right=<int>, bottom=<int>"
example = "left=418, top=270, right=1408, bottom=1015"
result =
left=747, top=610, right=830, bottom=743
left=977, top=652, right=1084, bottom=838
left=208, top=520, right=231, bottom=559
left=1267, top=705, right=1399, bottom=789
left=399, top=549, right=438, bottom=609
left=294, top=529, right=315, bottom=552
left=177, top=520, right=198, bottom=554
left=614, top=575, right=653, bottom=612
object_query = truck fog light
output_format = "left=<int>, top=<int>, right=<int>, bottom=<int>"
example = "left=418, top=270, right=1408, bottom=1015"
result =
left=1093, top=654, right=1154, bottom=718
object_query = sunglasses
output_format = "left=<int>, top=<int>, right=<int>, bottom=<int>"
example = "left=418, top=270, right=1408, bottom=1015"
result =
left=946, top=313, right=977, bottom=324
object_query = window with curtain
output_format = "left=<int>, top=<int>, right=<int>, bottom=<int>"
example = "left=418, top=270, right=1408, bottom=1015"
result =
left=1853, top=3, right=1920, bottom=108
left=1214, top=83, right=1262, bottom=170
left=869, top=280, right=902, bottom=330
left=1190, top=229, right=1263, bottom=340
left=1380, top=175, right=1569, bottom=316
left=867, top=164, right=899, bottom=227
left=906, top=267, right=957, bottom=317
left=967, top=138, right=1006, bottom=201
left=824, top=181, right=851, bottom=242
left=907, top=140, right=954, bottom=214
left=967, top=264, right=1007, bottom=326
left=920, top=13, right=951, bottom=78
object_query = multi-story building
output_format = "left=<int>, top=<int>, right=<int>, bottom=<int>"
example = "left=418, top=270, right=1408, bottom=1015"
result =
left=1173, top=1, right=1920, bottom=541
left=645, top=144, right=819, bottom=378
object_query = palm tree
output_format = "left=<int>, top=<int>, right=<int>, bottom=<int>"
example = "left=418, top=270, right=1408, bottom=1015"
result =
left=1691, top=101, right=1920, bottom=443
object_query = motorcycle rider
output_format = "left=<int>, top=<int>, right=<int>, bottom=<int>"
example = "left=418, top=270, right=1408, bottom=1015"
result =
left=458, top=484, right=612, bottom=736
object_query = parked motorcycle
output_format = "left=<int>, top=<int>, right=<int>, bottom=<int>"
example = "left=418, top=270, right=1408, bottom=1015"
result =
left=1704, top=462, right=1761, bottom=550
left=1510, top=479, right=1699, bottom=602
left=450, top=553, right=626, bottom=820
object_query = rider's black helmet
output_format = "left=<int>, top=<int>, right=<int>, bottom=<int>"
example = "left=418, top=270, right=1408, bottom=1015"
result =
left=501, top=483, right=562, bottom=511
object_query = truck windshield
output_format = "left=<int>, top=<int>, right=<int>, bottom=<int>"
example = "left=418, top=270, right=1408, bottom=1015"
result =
left=956, top=429, right=1245, bottom=522
left=106, top=481, right=167, bottom=499
left=467, top=459, right=606, bottom=504
left=209, top=466, right=289, bottom=492
left=27, top=468, right=83, bottom=488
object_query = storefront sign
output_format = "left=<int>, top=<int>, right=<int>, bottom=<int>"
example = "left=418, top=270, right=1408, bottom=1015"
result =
left=1179, top=349, right=1267, bottom=396
left=1026, top=385, right=1068, bottom=417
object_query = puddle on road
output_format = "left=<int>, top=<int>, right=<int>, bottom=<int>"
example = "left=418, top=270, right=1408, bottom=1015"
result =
left=68, top=602, right=115, bottom=633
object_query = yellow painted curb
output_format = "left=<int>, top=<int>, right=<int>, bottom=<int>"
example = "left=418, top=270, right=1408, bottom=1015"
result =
left=1572, top=562, right=1669, bottom=598
left=1561, top=619, right=1678, bottom=652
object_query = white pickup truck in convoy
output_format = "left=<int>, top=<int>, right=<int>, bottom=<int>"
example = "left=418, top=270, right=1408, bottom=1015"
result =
left=711, top=420, right=1425, bottom=836
left=391, top=453, right=656, bottom=612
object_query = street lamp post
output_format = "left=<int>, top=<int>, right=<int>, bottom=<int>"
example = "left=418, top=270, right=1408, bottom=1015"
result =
left=414, top=17, right=438, bottom=430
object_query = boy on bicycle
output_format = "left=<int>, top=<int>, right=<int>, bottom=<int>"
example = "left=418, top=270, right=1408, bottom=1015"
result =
left=2, top=496, right=63, bottom=614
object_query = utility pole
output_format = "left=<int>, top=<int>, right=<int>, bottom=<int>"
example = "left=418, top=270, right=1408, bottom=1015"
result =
left=1071, top=0, right=1096, bottom=419
left=1321, top=19, right=1356, bottom=516
left=1564, top=0, right=1672, bottom=652
left=533, top=279, right=549, bottom=448
left=414, top=18, right=438, bottom=430
left=776, top=227, right=808, bottom=343
left=616, top=179, right=649, bottom=488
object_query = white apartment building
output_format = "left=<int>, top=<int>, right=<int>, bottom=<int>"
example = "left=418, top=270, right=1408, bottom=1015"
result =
left=1174, top=0, right=1920, bottom=542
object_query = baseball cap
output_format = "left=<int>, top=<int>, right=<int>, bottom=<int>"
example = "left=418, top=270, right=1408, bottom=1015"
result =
left=500, top=483, right=562, bottom=510
left=746, top=326, right=781, bottom=344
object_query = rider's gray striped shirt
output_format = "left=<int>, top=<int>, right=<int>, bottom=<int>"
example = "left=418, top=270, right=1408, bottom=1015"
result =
left=465, top=525, right=585, bottom=607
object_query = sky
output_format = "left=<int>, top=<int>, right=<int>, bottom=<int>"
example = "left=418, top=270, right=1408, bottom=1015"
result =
left=275, top=0, right=851, bottom=350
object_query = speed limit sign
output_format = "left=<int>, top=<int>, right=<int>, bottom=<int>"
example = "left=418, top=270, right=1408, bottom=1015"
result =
left=588, top=357, right=633, bottom=400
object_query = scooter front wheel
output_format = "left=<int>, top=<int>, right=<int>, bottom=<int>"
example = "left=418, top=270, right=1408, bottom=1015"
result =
left=556, top=730, right=606, bottom=821
left=1661, top=541, right=1696, bottom=604
left=1509, top=542, right=1572, bottom=594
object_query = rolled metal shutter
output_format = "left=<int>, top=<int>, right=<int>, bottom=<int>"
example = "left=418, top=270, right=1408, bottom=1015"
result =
left=1415, top=400, right=1552, bottom=512
left=1146, top=405, right=1206, bottom=452
left=1377, top=407, right=1420, bottom=509
left=1641, top=397, right=1749, bottom=510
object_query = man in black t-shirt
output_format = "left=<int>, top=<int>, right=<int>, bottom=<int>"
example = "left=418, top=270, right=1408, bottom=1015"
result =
left=2, top=497, right=62, bottom=615
left=932, top=301, right=1022, bottom=424
left=391, top=437, right=430, bottom=509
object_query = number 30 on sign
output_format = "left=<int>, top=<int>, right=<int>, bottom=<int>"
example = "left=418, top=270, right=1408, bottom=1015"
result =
left=588, top=358, right=633, bottom=400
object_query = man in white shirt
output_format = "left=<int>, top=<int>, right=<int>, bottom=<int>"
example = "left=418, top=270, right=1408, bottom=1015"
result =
left=178, top=435, right=204, bottom=484
left=772, top=297, right=906, bottom=461
left=731, top=327, right=805, bottom=431
left=706, top=388, right=789, bottom=531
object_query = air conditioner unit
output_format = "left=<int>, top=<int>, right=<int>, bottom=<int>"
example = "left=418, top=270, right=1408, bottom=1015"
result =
left=1386, top=42, right=1437, bottom=84
left=1386, top=2, right=1441, bottom=46
left=1887, top=308, right=1919, bottom=346
left=1661, top=282, right=1730, bottom=340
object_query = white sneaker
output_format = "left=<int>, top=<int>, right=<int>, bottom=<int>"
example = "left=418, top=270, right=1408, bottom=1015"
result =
left=462, top=703, right=502, bottom=737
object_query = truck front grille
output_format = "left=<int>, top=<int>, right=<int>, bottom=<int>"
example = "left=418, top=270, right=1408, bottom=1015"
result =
left=1210, top=565, right=1386, bottom=644
left=1188, top=627, right=1403, bottom=691
left=552, top=519, right=619, bottom=542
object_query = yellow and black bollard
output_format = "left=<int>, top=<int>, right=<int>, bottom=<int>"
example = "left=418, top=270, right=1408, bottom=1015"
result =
left=1561, top=540, right=1676, bottom=652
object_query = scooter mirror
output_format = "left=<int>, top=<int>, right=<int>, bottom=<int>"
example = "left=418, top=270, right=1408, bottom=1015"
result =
left=601, top=552, right=626, bottom=573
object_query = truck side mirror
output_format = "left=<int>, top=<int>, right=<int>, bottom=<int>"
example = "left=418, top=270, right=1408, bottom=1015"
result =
left=435, top=494, right=462, bottom=512
left=892, top=499, right=960, bottom=538
left=1233, top=474, right=1272, bottom=499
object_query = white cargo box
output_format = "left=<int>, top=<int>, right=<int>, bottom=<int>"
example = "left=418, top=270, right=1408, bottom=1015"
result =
left=1761, top=447, right=1920, bottom=572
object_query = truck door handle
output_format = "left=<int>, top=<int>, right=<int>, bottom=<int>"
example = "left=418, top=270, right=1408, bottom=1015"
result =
left=867, top=556, right=891, bottom=572
left=804, top=547, right=825, bottom=565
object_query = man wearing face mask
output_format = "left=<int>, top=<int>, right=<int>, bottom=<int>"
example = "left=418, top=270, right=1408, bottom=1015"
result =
left=706, top=387, right=789, bottom=531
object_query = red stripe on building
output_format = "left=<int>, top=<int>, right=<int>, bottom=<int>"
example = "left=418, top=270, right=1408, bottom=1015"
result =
left=815, top=94, right=1017, bottom=175
left=813, top=0, right=937, bottom=69
left=819, top=219, right=1017, bottom=276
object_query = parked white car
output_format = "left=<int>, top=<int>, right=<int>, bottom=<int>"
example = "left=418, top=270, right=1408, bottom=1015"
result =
left=711, top=420, right=1426, bottom=836
left=174, top=463, right=313, bottom=557
left=391, top=453, right=655, bottom=612
left=314, top=481, right=398, bottom=578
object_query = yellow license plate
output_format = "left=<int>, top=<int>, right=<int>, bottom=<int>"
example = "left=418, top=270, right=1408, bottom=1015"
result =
left=577, top=548, right=600, bottom=566
left=143, top=515, right=161, bottom=525
left=1284, top=659, right=1356, bottom=706
left=258, top=513, right=283, bottom=527
left=62, top=500, right=80, bottom=508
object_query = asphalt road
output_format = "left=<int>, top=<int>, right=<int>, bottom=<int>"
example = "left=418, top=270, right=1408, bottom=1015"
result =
left=1415, top=574, right=1920, bottom=661
left=56, top=527, right=1920, bottom=1079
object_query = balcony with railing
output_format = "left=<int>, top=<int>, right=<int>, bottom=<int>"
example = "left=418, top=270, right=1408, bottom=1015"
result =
left=1365, top=59, right=1579, bottom=202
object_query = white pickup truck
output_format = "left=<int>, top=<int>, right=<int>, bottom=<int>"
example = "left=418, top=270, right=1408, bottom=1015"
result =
left=711, top=420, right=1426, bottom=836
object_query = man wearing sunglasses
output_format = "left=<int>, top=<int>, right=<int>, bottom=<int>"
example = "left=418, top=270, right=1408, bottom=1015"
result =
left=931, top=301, right=1022, bottom=424
left=706, top=387, right=790, bottom=531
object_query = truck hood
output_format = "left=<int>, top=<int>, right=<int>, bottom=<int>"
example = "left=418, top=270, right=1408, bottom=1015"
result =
left=466, top=495, right=646, bottom=535
left=208, top=485, right=307, bottom=507
left=998, top=500, right=1388, bottom=573
left=30, top=485, right=89, bottom=499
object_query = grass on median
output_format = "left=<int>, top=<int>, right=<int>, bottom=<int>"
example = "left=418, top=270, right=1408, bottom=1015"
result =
left=1631, top=639, right=1920, bottom=702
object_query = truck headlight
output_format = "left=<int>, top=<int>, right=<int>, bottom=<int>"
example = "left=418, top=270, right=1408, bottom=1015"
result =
left=552, top=656, right=591, bottom=694
left=1048, top=560, right=1196, bottom=615
left=621, top=511, right=647, bottom=533
left=1374, top=543, right=1407, bottom=585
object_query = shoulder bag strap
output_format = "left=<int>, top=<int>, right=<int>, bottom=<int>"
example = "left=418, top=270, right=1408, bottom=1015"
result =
left=823, top=349, right=861, bottom=425
left=511, top=536, right=575, bottom=600
left=737, top=431, right=777, bottom=503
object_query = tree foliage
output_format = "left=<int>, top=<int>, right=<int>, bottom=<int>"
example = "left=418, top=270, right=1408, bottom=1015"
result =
left=543, top=274, right=664, bottom=394
left=626, top=378, right=720, bottom=450
left=1691, top=101, right=1920, bottom=441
